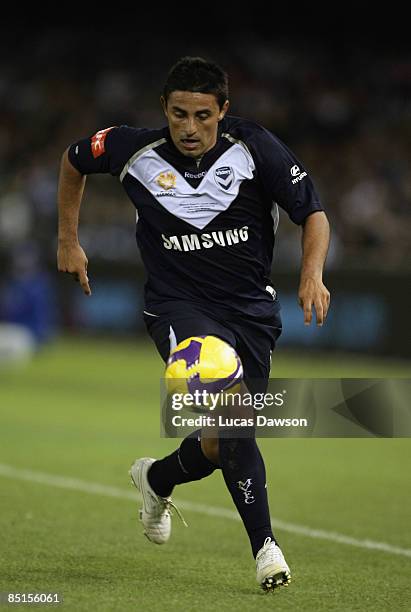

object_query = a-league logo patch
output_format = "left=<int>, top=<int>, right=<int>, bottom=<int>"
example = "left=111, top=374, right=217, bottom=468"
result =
left=156, top=171, right=177, bottom=190
left=214, top=166, right=233, bottom=190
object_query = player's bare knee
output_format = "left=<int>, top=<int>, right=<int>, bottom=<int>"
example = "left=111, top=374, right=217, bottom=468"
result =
left=201, top=435, right=220, bottom=465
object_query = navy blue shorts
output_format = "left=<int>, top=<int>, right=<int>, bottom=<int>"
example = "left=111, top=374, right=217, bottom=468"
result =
left=142, top=301, right=282, bottom=392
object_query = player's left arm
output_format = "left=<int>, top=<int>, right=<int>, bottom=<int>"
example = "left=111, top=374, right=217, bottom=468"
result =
left=247, top=122, right=331, bottom=325
left=298, top=211, right=330, bottom=326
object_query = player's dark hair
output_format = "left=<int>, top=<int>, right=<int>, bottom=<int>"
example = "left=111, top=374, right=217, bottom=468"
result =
left=163, top=56, right=229, bottom=109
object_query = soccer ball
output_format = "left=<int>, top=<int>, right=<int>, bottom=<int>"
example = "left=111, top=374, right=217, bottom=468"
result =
left=165, top=335, right=243, bottom=397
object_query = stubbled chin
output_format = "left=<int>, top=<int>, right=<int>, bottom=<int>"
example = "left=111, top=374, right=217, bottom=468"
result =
left=184, top=151, right=200, bottom=158
left=178, top=146, right=202, bottom=158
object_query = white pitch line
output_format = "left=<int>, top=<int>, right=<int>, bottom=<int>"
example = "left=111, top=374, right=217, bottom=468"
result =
left=1, top=463, right=410, bottom=559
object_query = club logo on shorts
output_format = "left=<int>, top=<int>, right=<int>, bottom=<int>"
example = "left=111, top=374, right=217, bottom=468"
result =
left=214, top=166, right=234, bottom=190
left=156, top=171, right=177, bottom=190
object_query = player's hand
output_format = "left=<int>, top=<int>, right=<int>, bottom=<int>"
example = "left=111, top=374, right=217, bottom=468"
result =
left=298, top=276, right=330, bottom=326
left=57, top=240, right=91, bottom=296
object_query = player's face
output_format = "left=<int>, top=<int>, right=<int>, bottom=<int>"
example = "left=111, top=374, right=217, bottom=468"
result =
left=161, top=91, right=229, bottom=158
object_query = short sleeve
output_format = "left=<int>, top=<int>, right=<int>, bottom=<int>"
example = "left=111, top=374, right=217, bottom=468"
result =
left=67, top=125, right=149, bottom=177
left=251, top=127, right=323, bottom=225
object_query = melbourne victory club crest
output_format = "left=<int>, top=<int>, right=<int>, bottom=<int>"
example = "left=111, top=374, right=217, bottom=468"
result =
left=214, top=166, right=234, bottom=190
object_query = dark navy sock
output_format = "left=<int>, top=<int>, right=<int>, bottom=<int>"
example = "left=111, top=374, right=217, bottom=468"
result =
left=219, top=431, right=276, bottom=557
left=147, top=430, right=218, bottom=497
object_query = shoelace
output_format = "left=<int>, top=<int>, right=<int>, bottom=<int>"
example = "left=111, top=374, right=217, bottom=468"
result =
left=141, top=494, right=188, bottom=527
left=144, top=487, right=188, bottom=527
left=164, top=498, right=188, bottom=527
left=258, top=537, right=282, bottom=562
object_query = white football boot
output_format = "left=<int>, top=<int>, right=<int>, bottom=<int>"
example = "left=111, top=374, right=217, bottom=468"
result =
left=129, top=457, right=186, bottom=544
left=256, top=537, right=291, bottom=591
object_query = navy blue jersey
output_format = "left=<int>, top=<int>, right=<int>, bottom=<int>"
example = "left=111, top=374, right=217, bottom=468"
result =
left=68, top=116, right=323, bottom=318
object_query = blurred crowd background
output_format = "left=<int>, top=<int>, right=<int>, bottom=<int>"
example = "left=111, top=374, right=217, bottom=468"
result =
left=0, top=24, right=410, bottom=357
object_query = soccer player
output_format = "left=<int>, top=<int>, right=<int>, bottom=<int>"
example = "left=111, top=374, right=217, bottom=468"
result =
left=57, top=57, right=330, bottom=591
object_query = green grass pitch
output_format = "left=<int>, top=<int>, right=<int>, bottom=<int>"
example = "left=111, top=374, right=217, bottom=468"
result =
left=0, top=338, right=410, bottom=611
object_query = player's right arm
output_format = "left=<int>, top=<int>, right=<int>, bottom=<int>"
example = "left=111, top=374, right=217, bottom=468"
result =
left=57, top=148, right=91, bottom=295
left=57, top=125, right=149, bottom=295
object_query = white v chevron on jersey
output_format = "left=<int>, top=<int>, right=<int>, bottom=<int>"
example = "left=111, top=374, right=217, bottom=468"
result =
left=123, top=142, right=255, bottom=230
